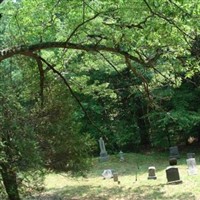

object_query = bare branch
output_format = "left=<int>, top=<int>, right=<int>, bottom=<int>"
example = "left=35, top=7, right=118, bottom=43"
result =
left=35, top=58, right=44, bottom=106
left=168, top=0, right=191, bottom=16
left=103, top=14, right=153, bottom=29
left=152, top=67, right=175, bottom=85
left=98, top=51, right=122, bottom=75
left=65, top=12, right=102, bottom=44
left=145, top=49, right=163, bottom=67
left=82, top=0, right=85, bottom=22
left=23, top=53, right=45, bottom=106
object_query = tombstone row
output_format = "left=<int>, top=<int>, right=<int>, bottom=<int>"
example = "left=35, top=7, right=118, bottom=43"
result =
left=169, top=146, right=198, bottom=175
left=102, top=162, right=197, bottom=185
left=100, top=143, right=197, bottom=184
left=148, top=159, right=198, bottom=184
left=148, top=166, right=182, bottom=184
left=103, top=166, right=183, bottom=184
left=99, top=143, right=196, bottom=163
left=98, top=142, right=196, bottom=164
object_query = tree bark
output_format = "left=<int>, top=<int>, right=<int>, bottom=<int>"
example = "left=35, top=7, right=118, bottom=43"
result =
left=0, top=130, right=20, bottom=200
left=1, top=163, right=20, bottom=200
left=0, top=42, right=143, bottom=64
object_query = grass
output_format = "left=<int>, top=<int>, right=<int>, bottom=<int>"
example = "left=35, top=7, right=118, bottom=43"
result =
left=34, top=149, right=200, bottom=200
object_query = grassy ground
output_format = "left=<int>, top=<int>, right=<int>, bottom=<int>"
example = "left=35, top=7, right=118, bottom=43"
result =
left=34, top=149, right=200, bottom=200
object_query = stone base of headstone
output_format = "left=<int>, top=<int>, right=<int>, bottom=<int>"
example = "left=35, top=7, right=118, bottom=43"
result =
left=99, top=152, right=109, bottom=162
left=187, top=168, right=197, bottom=175
left=167, top=180, right=183, bottom=185
left=99, top=155, right=109, bottom=162
left=148, top=176, right=157, bottom=180
left=169, top=158, right=177, bottom=166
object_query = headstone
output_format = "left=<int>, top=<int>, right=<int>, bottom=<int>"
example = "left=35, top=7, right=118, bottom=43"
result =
left=148, top=166, right=157, bottom=179
left=169, top=158, right=177, bottom=166
left=119, top=150, right=124, bottom=162
left=169, top=146, right=180, bottom=159
left=102, top=169, right=113, bottom=179
left=187, top=153, right=195, bottom=159
left=99, top=137, right=109, bottom=162
left=187, top=158, right=197, bottom=175
left=166, top=166, right=182, bottom=184
left=113, top=173, right=118, bottom=182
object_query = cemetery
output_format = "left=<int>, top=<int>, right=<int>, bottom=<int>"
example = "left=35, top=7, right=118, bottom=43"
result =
left=1, top=1, right=200, bottom=200
left=34, top=145, right=200, bottom=200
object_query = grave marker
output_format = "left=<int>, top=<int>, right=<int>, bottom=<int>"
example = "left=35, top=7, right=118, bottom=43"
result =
left=148, top=166, right=157, bottom=180
left=113, top=173, right=118, bottom=182
left=169, top=158, right=177, bottom=166
left=166, top=166, right=182, bottom=184
left=99, top=137, right=109, bottom=162
left=187, top=158, right=197, bottom=175
left=119, top=151, right=124, bottom=162
left=169, top=146, right=180, bottom=159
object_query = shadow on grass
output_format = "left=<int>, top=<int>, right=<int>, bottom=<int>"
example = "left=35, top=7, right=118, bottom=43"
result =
left=31, top=183, right=195, bottom=200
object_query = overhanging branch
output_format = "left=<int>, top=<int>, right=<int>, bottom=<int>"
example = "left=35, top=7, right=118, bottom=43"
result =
left=0, top=42, right=143, bottom=65
left=22, top=52, right=45, bottom=106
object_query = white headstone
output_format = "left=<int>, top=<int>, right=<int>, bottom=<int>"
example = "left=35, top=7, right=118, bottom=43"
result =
left=187, top=158, right=197, bottom=175
left=102, top=169, right=113, bottom=179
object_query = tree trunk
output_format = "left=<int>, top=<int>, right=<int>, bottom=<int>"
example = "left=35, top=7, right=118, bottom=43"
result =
left=135, top=98, right=150, bottom=146
left=0, top=133, right=20, bottom=200
left=1, top=164, right=20, bottom=200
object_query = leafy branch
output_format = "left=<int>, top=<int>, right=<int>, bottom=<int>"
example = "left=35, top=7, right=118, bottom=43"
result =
left=143, top=0, right=193, bottom=39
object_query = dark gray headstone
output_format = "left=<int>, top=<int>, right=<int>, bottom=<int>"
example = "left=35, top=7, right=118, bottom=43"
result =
left=148, top=166, right=157, bottom=180
left=187, top=158, right=197, bottom=175
left=169, top=146, right=180, bottom=159
left=187, top=153, right=195, bottom=159
left=99, top=137, right=109, bottom=162
left=169, top=158, right=177, bottom=166
left=166, top=166, right=182, bottom=184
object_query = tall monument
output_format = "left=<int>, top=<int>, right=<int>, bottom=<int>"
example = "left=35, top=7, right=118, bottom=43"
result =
left=99, top=137, right=109, bottom=161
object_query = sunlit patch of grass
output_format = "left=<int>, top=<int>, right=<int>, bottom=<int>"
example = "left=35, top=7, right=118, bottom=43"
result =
left=41, top=152, right=200, bottom=199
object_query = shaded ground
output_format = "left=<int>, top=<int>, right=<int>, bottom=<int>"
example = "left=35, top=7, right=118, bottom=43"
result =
left=28, top=184, right=195, bottom=200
